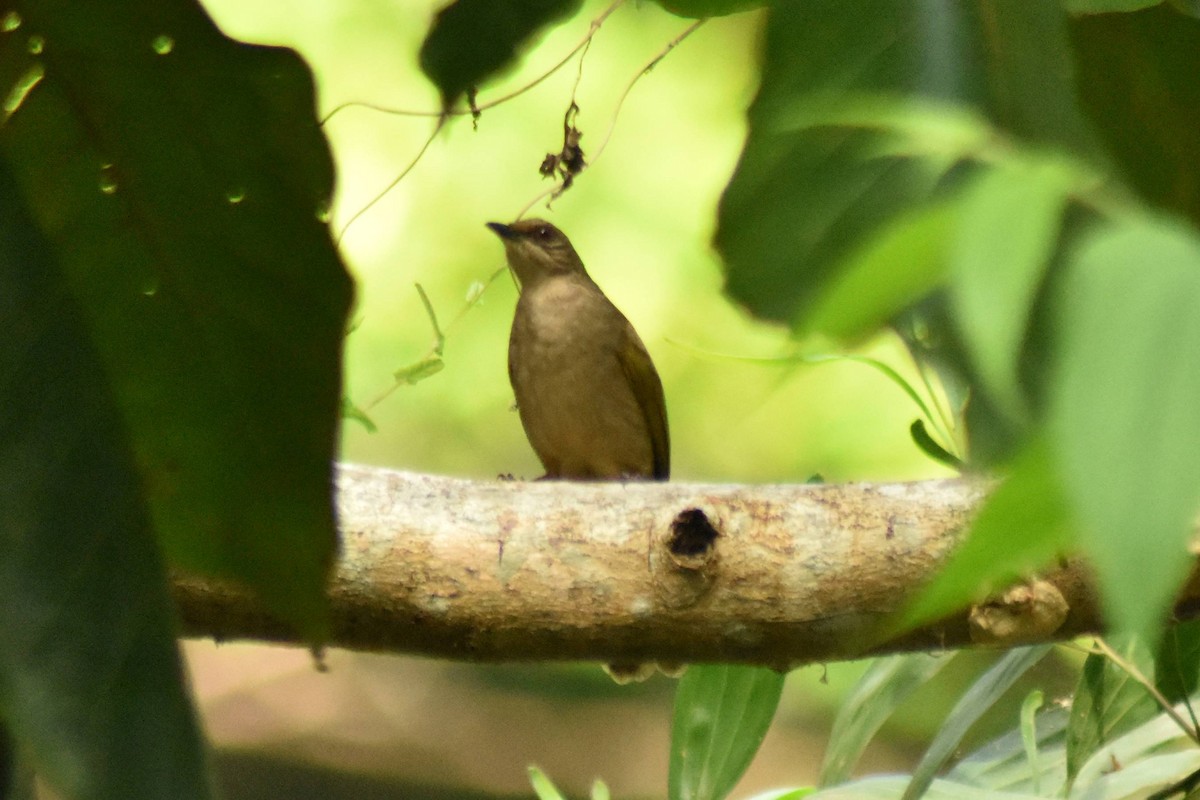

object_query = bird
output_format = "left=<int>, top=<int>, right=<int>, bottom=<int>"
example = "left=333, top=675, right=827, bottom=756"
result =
left=486, top=218, right=669, bottom=482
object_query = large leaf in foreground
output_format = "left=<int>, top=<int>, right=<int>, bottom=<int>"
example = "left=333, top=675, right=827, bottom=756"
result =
left=419, top=0, right=583, bottom=111
left=1070, top=6, right=1200, bottom=226
left=718, top=1, right=1096, bottom=327
left=1, top=0, right=353, bottom=635
left=0, top=159, right=211, bottom=799
left=1050, top=216, right=1200, bottom=641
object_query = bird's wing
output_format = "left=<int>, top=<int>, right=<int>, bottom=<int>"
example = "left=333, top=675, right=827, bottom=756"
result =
left=617, top=327, right=670, bottom=480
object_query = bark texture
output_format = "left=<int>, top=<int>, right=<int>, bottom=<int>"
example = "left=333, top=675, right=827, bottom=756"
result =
left=173, top=465, right=1121, bottom=665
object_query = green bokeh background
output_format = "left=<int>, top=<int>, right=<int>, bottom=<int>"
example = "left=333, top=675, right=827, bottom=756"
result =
left=202, top=0, right=951, bottom=485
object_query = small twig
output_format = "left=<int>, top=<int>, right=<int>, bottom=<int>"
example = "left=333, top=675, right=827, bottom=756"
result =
left=415, top=284, right=446, bottom=357
left=589, top=18, right=706, bottom=165
left=530, top=20, right=596, bottom=204
left=366, top=267, right=508, bottom=410
left=516, top=18, right=707, bottom=218
left=319, top=1, right=624, bottom=126
left=335, top=117, right=444, bottom=246
left=1093, top=637, right=1200, bottom=747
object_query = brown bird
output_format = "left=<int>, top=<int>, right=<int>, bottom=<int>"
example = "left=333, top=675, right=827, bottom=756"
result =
left=486, top=219, right=669, bottom=481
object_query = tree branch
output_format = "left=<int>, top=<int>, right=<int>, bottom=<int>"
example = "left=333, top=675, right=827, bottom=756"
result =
left=173, top=465, right=1156, bottom=665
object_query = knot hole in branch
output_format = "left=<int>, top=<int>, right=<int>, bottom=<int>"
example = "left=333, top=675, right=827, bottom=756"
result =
left=667, top=508, right=720, bottom=570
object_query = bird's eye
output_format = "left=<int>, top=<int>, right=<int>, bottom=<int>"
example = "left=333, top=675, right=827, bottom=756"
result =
left=535, top=226, right=551, bottom=240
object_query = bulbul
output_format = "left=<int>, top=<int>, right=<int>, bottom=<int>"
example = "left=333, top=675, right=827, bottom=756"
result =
left=486, top=219, right=669, bottom=481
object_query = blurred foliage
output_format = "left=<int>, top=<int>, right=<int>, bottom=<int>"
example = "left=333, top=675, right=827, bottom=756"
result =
left=6, top=0, right=1200, bottom=797
left=419, top=0, right=583, bottom=111
left=669, top=665, right=785, bottom=800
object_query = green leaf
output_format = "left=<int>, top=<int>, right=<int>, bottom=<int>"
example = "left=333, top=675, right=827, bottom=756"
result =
left=806, top=776, right=1044, bottom=798
left=1018, top=691, right=1045, bottom=795
left=1155, top=619, right=1200, bottom=709
left=1069, top=702, right=1200, bottom=795
left=528, top=765, right=568, bottom=800
left=669, top=665, right=786, bottom=800
left=901, top=439, right=1073, bottom=630
left=909, top=419, right=963, bottom=470
left=903, top=646, right=1052, bottom=800
left=820, top=654, right=952, bottom=787
left=1065, top=0, right=1167, bottom=11
left=418, top=0, right=583, bottom=112
left=1070, top=6, right=1200, bottom=225
left=340, top=397, right=378, bottom=433
left=718, top=1, right=1097, bottom=326
left=947, top=701, right=1069, bottom=795
left=1, top=0, right=352, bottom=637
left=949, top=160, right=1075, bottom=422
left=653, top=0, right=768, bottom=18
left=394, top=354, right=447, bottom=385
left=1050, top=216, right=1200, bottom=641
left=802, top=200, right=956, bottom=341
left=1075, top=751, right=1200, bottom=799
left=0, top=161, right=211, bottom=798
left=1065, top=639, right=1159, bottom=787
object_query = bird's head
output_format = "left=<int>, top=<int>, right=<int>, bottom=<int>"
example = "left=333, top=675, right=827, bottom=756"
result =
left=486, top=219, right=586, bottom=286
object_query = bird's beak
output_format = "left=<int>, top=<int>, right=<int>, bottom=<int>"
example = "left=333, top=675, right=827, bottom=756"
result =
left=486, top=221, right=516, bottom=240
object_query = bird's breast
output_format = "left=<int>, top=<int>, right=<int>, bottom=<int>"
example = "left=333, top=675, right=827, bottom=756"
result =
left=507, top=277, right=653, bottom=479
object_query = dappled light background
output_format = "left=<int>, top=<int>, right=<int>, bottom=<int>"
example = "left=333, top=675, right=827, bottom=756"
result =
left=191, top=0, right=957, bottom=796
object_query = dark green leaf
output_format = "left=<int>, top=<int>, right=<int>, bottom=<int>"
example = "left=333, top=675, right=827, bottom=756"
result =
left=1050, top=216, right=1200, bottom=640
left=0, top=722, right=38, bottom=800
left=900, top=439, right=1072, bottom=630
left=1070, top=7, right=1200, bottom=225
left=1155, top=620, right=1200, bottom=709
left=820, top=654, right=952, bottom=787
left=653, top=0, right=767, bottom=18
left=1065, top=0, right=1167, bottom=11
left=718, top=1, right=1096, bottom=327
left=909, top=419, right=963, bottom=470
left=903, top=647, right=1052, bottom=800
left=0, top=160, right=211, bottom=798
left=1, top=0, right=352, bottom=636
left=418, top=0, right=583, bottom=111
left=1065, top=639, right=1158, bottom=786
left=669, top=665, right=785, bottom=800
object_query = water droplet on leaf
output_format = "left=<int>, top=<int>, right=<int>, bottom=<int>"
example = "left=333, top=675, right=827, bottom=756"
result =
left=98, top=164, right=118, bottom=195
left=3, top=63, right=43, bottom=119
left=151, top=35, right=174, bottom=55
